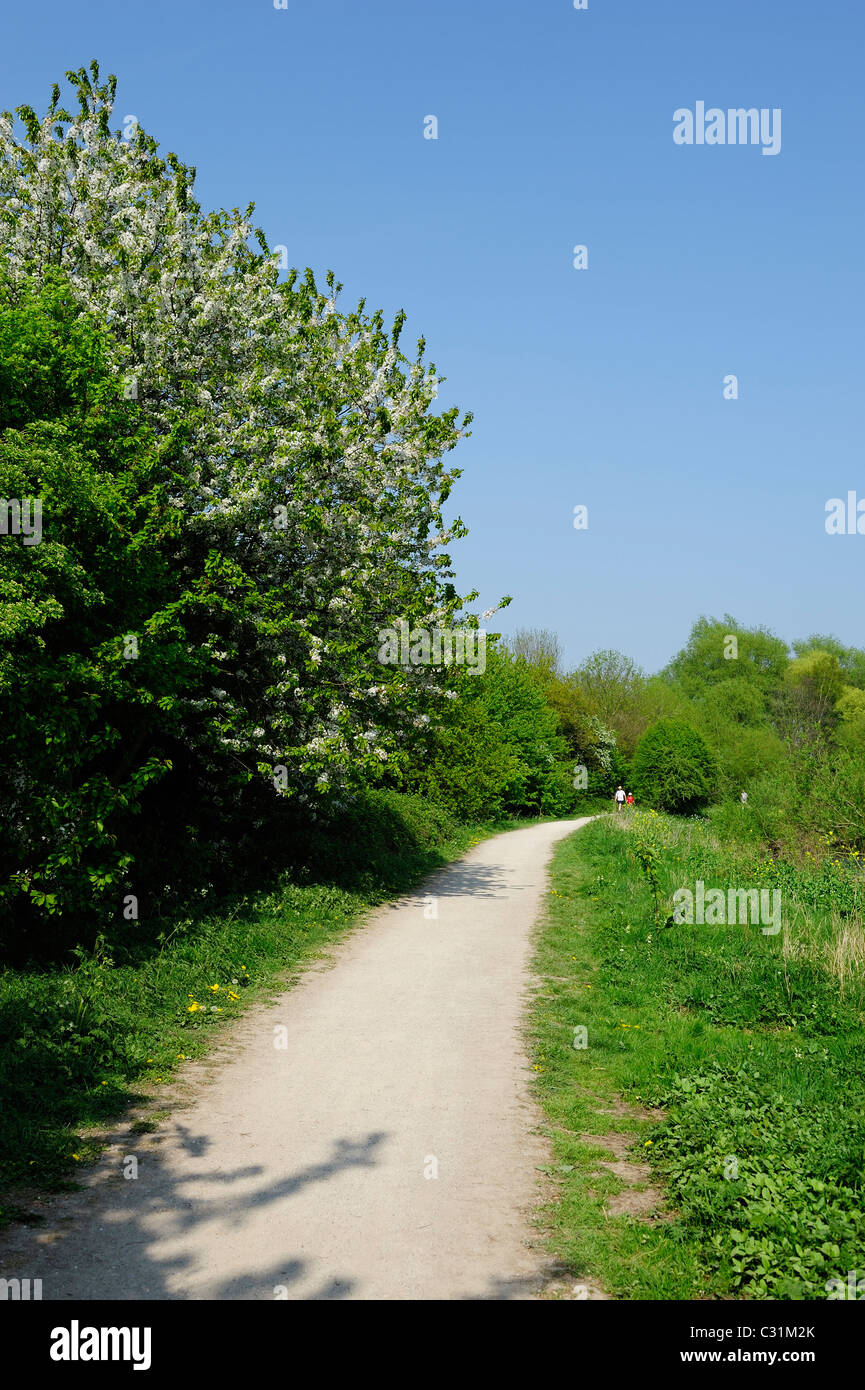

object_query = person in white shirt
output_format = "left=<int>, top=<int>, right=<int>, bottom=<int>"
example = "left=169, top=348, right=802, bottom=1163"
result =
left=614, top=786, right=626, bottom=813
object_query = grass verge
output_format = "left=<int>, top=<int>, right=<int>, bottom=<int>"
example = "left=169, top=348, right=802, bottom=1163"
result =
left=530, top=812, right=865, bottom=1300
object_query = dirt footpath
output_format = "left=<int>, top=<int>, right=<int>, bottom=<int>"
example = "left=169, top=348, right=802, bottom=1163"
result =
left=0, top=818, right=593, bottom=1300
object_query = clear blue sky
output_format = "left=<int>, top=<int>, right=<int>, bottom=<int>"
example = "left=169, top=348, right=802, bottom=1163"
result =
left=2, top=0, right=862, bottom=673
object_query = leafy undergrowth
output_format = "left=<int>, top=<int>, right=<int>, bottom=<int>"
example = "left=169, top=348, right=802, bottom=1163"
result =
left=530, top=813, right=865, bottom=1300
left=0, top=789, right=516, bottom=1216
left=656, top=1068, right=864, bottom=1298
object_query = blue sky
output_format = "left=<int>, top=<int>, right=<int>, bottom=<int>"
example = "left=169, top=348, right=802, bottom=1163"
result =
left=2, top=0, right=862, bottom=672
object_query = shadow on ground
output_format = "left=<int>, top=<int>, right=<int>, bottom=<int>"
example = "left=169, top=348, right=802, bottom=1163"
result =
left=0, top=1129, right=388, bottom=1301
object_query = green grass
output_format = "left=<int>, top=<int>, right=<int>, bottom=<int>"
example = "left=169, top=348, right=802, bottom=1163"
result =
left=530, top=812, right=865, bottom=1300
left=0, top=789, right=522, bottom=1219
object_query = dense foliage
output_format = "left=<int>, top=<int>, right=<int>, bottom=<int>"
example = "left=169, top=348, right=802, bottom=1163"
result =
left=630, top=719, right=717, bottom=813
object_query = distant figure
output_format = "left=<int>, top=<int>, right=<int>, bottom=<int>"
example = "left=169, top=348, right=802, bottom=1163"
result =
left=740, top=790, right=748, bottom=806
left=626, top=792, right=635, bottom=808
left=614, top=786, right=626, bottom=813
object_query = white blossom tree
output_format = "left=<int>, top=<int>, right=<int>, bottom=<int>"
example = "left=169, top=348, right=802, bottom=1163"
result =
left=0, top=62, right=502, bottom=813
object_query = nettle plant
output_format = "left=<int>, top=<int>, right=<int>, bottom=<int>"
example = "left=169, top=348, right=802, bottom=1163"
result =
left=0, top=62, right=501, bottom=923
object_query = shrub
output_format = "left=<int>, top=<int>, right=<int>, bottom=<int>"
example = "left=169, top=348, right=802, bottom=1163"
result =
left=631, top=719, right=716, bottom=814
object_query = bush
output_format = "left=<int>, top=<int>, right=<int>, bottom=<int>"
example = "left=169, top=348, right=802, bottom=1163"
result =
left=631, top=719, right=716, bottom=814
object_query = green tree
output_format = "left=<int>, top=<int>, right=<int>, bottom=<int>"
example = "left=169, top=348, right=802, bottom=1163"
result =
left=398, top=647, right=574, bottom=819
left=837, top=686, right=865, bottom=753
left=773, top=650, right=844, bottom=746
left=691, top=681, right=785, bottom=796
left=0, top=270, right=182, bottom=937
left=664, top=616, right=788, bottom=699
left=574, top=648, right=644, bottom=726
left=631, top=719, right=717, bottom=814
left=571, top=649, right=673, bottom=760
left=0, top=62, right=492, bottom=817
left=792, top=634, right=865, bottom=690
left=506, top=627, right=563, bottom=682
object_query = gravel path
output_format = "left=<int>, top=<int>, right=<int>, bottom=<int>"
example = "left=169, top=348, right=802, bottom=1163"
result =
left=0, top=817, right=592, bottom=1300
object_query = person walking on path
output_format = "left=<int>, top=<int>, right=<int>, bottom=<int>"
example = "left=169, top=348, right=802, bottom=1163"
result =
left=614, top=786, right=626, bottom=813
left=626, top=792, right=635, bottom=808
